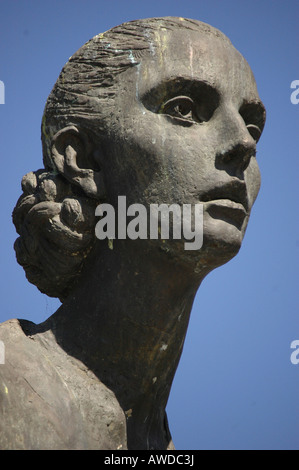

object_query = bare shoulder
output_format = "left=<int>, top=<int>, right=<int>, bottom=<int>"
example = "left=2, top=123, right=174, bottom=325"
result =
left=0, top=318, right=36, bottom=371
left=0, top=317, right=28, bottom=340
left=0, top=318, right=42, bottom=377
left=0, top=318, right=73, bottom=449
left=0, top=318, right=126, bottom=450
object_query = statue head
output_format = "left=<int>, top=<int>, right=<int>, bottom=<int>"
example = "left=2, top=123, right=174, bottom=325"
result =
left=13, top=17, right=265, bottom=301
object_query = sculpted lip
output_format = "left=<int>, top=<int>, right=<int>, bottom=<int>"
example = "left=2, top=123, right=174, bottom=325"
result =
left=203, top=199, right=247, bottom=229
left=204, top=199, right=247, bottom=212
left=200, top=181, right=249, bottom=228
left=200, top=180, right=249, bottom=212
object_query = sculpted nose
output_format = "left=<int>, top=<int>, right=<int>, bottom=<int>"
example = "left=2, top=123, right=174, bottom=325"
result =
left=215, top=106, right=257, bottom=175
left=219, top=141, right=256, bottom=172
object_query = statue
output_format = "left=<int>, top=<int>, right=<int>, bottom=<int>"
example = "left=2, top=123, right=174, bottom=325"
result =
left=0, top=17, right=265, bottom=450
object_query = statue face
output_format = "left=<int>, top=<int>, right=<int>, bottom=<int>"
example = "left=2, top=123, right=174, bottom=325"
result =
left=98, top=26, right=265, bottom=265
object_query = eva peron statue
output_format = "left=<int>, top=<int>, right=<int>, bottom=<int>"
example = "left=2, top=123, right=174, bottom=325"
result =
left=0, top=17, right=265, bottom=450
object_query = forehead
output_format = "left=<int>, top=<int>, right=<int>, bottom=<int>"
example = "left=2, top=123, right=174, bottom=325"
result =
left=135, top=27, right=259, bottom=104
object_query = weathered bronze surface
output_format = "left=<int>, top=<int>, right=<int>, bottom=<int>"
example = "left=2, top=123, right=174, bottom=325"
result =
left=0, top=17, right=265, bottom=450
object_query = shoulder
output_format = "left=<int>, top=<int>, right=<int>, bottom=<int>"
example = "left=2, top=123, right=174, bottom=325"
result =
left=0, top=318, right=41, bottom=379
left=0, top=318, right=126, bottom=449
left=0, top=317, right=30, bottom=340
left=0, top=318, right=75, bottom=448
left=0, top=319, right=87, bottom=449
left=0, top=318, right=36, bottom=370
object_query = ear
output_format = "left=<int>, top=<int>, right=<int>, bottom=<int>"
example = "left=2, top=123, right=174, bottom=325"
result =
left=51, top=126, right=106, bottom=199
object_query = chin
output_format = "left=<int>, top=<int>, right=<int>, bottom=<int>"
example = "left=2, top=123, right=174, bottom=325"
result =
left=197, top=216, right=246, bottom=268
left=153, top=228, right=242, bottom=276
left=146, top=210, right=250, bottom=274
left=188, top=219, right=245, bottom=269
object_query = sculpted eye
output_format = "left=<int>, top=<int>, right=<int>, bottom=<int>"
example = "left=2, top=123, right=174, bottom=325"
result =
left=142, top=78, right=220, bottom=126
left=160, top=96, right=200, bottom=123
left=239, top=101, right=266, bottom=143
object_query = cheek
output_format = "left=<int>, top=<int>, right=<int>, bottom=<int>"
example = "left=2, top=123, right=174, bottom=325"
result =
left=107, top=109, right=209, bottom=204
left=245, top=157, right=261, bottom=210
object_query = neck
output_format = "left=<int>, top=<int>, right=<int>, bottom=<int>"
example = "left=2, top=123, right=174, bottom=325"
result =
left=39, top=239, right=204, bottom=449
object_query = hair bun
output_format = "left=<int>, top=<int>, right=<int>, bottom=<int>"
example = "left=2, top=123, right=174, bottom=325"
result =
left=13, top=169, right=96, bottom=301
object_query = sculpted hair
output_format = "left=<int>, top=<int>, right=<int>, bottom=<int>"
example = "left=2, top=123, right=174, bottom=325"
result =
left=41, top=17, right=230, bottom=164
left=13, top=170, right=97, bottom=301
left=13, top=17, right=229, bottom=301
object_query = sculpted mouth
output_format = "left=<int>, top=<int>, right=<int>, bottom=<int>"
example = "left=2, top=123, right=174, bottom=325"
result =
left=200, top=180, right=249, bottom=213
left=200, top=180, right=249, bottom=228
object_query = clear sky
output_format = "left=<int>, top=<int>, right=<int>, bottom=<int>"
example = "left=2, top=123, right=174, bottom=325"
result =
left=0, top=0, right=298, bottom=450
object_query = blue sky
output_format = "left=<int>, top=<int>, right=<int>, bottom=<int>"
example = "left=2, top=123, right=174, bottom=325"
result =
left=0, top=0, right=298, bottom=450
